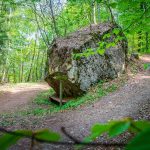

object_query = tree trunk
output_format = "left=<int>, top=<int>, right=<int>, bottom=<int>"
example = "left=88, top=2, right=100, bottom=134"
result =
left=93, top=1, right=97, bottom=24
left=1, top=66, right=6, bottom=83
left=138, top=31, right=142, bottom=52
left=27, top=38, right=37, bottom=82
left=20, top=62, right=24, bottom=82
left=40, top=52, right=45, bottom=80
left=145, top=32, right=149, bottom=52
left=35, top=49, right=40, bottom=81
left=13, top=64, right=16, bottom=83
left=97, top=2, right=101, bottom=22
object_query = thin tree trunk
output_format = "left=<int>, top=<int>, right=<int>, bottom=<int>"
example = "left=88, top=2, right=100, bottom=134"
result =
left=138, top=2, right=146, bottom=52
left=13, top=64, right=16, bottom=83
left=48, top=0, right=59, bottom=37
left=7, top=69, right=9, bottom=83
left=97, top=2, right=101, bottom=22
left=93, top=1, right=97, bottom=24
left=145, top=32, right=149, bottom=52
left=20, top=62, right=24, bottom=82
left=138, top=31, right=142, bottom=52
left=32, top=3, right=49, bottom=48
left=1, top=66, right=6, bottom=83
left=35, top=49, right=40, bottom=81
left=132, top=34, right=135, bottom=52
left=1, top=58, right=8, bottom=83
left=20, top=48, right=24, bottom=82
left=40, top=52, right=45, bottom=80
left=105, top=0, right=115, bottom=23
left=27, top=36, right=37, bottom=82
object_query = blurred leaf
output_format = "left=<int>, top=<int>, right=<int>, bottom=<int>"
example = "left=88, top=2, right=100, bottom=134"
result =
left=109, top=2, right=117, bottom=8
left=96, top=0, right=102, bottom=3
left=130, top=121, right=150, bottom=133
left=0, top=130, right=32, bottom=150
left=143, top=64, right=150, bottom=70
left=109, top=121, right=130, bottom=138
left=126, top=129, right=150, bottom=150
left=91, top=123, right=110, bottom=138
left=34, top=129, right=61, bottom=142
left=78, top=123, right=110, bottom=149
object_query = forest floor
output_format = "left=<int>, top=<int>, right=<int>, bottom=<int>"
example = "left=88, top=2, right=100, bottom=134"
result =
left=0, top=55, right=150, bottom=150
left=0, top=83, right=49, bottom=113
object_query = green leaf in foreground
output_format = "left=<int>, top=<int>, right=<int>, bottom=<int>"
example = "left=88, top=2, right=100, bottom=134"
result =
left=91, top=123, right=110, bottom=138
left=126, top=129, right=150, bottom=150
left=0, top=130, right=32, bottom=150
left=130, top=120, right=150, bottom=133
left=109, top=2, right=117, bottom=8
left=83, top=123, right=110, bottom=143
left=109, top=121, right=130, bottom=138
left=34, top=129, right=61, bottom=142
left=75, top=123, right=110, bottom=150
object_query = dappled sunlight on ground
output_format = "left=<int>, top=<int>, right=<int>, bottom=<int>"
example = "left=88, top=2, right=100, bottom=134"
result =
left=136, top=74, right=150, bottom=79
left=0, top=83, right=49, bottom=113
left=140, top=55, right=150, bottom=63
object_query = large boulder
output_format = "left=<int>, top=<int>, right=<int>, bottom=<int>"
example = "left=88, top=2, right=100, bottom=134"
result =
left=45, top=22, right=128, bottom=97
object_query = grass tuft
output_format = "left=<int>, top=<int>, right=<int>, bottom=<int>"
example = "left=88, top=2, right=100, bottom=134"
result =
left=143, top=63, right=150, bottom=70
left=27, top=80, right=119, bottom=115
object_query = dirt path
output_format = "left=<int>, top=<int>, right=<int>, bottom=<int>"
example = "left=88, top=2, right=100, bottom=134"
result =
left=0, top=83, right=49, bottom=113
left=1, top=55, right=150, bottom=150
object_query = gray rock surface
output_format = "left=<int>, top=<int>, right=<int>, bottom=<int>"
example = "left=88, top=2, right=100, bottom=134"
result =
left=45, top=22, right=128, bottom=97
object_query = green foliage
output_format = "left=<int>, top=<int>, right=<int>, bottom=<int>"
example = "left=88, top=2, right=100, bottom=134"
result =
left=28, top=81, right=118, bottom=115
left=83, top=119, right=132, bottom=143
left=108, top=120, right=130, bottom=137
left=73, top=27, right=123, bottom=59
left=126, top=129, right=150, bottom=150
left=56, top=1, right=90, bottom=35
left=34, top=129, right=61, bottom=142
left=143, top=63, right=150, bottom=70
left=82, top=119, right=150, bottom=150
left=109, top=2, right=117, bottom=9
left=129, top=120, right=150, bottom=133
left=0, top=129, right=60, bottom=150
left=0, top=130, right=32, bottom=150
left=0, top=1, right=9, bottom=64
left=0, top=119, right=150, bottom=150
left=83, top=123, right=110, bottom=143
left=33, top=89, right=55, bottom=105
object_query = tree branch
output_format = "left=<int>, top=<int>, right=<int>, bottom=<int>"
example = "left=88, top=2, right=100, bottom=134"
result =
left=0, top=127, right=126, bottom=147
left=123, top=6, right=150, bottom=32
